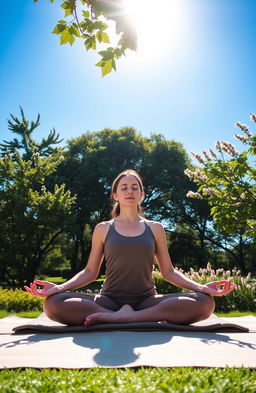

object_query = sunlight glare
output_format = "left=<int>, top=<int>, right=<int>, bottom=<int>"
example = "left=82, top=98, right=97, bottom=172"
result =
left=123, top=0, right=186, bottom=60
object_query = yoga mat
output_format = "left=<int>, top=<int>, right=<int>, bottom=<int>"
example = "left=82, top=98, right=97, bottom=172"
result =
left=1, top=315, right=256, bottom=369
left=8, top=313, right=256, bottom=333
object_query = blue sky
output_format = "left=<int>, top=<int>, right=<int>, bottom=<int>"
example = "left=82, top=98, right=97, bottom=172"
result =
left=0, top=0, right=255, bottom=160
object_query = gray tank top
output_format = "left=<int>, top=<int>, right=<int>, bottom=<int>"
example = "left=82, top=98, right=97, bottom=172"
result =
left=101, top=219, right=157, bottom=302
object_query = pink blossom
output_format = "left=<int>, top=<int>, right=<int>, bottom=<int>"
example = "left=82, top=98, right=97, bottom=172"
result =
left=250, top=113, right=256, bottom=122
left=234, top=122, right=248, bottom=131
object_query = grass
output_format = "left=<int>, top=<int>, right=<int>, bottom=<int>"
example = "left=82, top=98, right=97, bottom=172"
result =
left=43, top=276, right=66, bottom=284
left=0, top=367, right=255, bottom=393
left=215, top=311, right=256, bottom=317
left=0, top=310, right=42, bottom=319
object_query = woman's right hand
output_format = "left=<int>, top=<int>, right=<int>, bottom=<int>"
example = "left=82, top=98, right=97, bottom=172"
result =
left=24, top=280, right=62, bottom=298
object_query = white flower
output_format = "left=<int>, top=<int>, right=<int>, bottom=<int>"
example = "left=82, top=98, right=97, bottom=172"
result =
left=215, top=141, right=222, bottom=151
left=240, top=192, right=247, bottom=200
left=194, top=169, right=208, bottom=181
left=221, top=141, right=238, bottom=156
left=202, top=150, right=211, bottom=161
left=209, top=149, right=217, bottom=158
left=234, top=134, right=248, bottom=142
left=234, top=122, right=248, bottom=131
left=186, top=191, right=203, bottom=199
left=202, top=187, right=218, bottom=196
left=250, top=113, right=256, bottom=123
left=184, top=168, right=194, bottom=179
left=191, top=152, right=205, bottom=164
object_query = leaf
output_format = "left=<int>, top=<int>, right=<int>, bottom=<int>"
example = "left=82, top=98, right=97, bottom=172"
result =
left=82, top=10, right=90, bottom=18
left=70, top=23, right=80, bottom=38
left=64, top=8, right=72, bottom=17
left=52, top=23, right=66, bottom=35
left=96, top=31, right=102, bottom=43
left=60, top=28, right=75, bottom=45
left=93, top=21, right=109, bottom=31
left=101, top=32, right=110, bottom=43
left=111, top=58, right=116, bottom=72
left=101, top=60, right=113, bottom=76
left=84, top=36, right=96, bottom=51
left=98, top=48, right=114, bottom=61
left=61, top=1, right=73, bottom=17
left=96, top=59, right=114, bottom=76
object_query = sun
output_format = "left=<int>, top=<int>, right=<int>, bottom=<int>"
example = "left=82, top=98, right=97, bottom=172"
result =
left=123, top=0, right=185, bottom=57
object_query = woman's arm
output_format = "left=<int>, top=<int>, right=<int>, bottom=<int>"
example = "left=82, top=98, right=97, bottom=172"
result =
left=152, top=222, right=236, bottom=296
left=25, top=222, right=109, bottom=297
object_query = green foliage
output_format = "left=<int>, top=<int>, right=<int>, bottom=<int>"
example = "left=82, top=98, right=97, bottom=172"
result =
left=0, top=106, right=63, bottom=159
left=35, top=0, right=137, bottom=76
left=1, top=264, right=253, bottom=313
left=153, top=264, right=256, bottom=312
left=0, top=108, right=76, bottom=287
left=185, top=113, right=256, bottom=238
left=0, top=288, right=43, bottom=312
left=0, top=150, right=76, bottom=287
left=0, top=367, right=256, bottom=393
left=51, top=127, right=191, bottom=273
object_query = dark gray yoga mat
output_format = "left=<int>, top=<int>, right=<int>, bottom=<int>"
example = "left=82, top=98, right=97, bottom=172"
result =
left=12, top=313, right=256, bottom=333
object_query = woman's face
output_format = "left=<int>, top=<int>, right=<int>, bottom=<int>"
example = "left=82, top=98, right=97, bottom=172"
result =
left=113, top=175, right=144, bottom=207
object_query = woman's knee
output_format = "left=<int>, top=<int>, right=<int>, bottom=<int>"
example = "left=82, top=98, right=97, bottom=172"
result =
left=196, top=292, right=215, bottom=319
left=43, top=293, right=65, bottom=318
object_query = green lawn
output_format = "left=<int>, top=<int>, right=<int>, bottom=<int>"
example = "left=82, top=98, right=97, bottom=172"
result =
left=0, top=367, right=256, bottom=393
left=215, top=311, right=256, bottom=317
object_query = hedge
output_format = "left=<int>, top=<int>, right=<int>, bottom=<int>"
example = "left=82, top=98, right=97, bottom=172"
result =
left=0, top=264, right=255, bottom=313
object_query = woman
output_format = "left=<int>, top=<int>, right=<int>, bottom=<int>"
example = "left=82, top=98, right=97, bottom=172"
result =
left=25, top=169, right=236, bottom=326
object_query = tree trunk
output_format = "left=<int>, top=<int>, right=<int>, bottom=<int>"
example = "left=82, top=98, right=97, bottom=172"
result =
left=70, top=240, right=80, bottom=276
left=25, top=254, right=43, bottom=287
left=236, top=232, right=247, bottom=274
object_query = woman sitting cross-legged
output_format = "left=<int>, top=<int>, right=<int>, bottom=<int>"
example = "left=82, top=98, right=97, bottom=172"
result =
left=25, top=169, right=236, bottom=326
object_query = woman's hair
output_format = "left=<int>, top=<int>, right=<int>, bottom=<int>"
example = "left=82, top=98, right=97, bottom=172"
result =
left=110, top=169, right=144, bottom=218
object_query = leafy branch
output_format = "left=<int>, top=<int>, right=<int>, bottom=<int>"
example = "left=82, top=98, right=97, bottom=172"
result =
left=184, top=113, right=256, bottom=238
left=34, top=0, right=137, bottom=76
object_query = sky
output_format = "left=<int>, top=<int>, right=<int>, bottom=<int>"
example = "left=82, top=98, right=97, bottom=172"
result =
left=0, top=0, right=256, bottom=161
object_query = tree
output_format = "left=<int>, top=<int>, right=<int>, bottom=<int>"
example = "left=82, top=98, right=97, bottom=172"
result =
left=0, top=150, right=76, bottom=287
left=35, top=0, right=137, bottom=76
left=51, top=127, right=192, bottom=274
left=184, top=113, right=256, bottom=238
left=0, top=106, right=63, bottom=160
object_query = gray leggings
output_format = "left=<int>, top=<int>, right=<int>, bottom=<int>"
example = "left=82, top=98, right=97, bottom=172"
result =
left=50, top=291, right=205, bottom=311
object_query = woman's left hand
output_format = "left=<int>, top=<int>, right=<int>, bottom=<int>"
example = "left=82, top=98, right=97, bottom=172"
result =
left=202, top=280, right=236, bottom=296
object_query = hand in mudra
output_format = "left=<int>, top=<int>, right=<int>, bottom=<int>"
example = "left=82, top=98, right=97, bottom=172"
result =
left=203, top=280, right=236, bottom=297
left=24, top=280, right=60, bottom=298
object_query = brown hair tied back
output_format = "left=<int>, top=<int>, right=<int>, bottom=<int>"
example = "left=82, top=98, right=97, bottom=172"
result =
left=110, top=169, right=144, bottom=218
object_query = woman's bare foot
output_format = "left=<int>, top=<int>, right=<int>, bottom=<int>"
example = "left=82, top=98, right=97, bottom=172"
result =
left=84, top=304, right=134, bottom=326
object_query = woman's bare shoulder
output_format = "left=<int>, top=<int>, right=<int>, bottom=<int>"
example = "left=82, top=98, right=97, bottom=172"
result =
left=146, top=220, right=165, bottom=237
left=94, top=220, right=112, bottom=238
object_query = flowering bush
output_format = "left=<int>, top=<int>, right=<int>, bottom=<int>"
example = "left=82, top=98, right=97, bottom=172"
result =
left=0, top=288, right=44, bottom=313
left=1, top=264, right=255, bottom=313
left=153, top=263, right=256, bottom=312
left=184, top=113, right=256, bottom=237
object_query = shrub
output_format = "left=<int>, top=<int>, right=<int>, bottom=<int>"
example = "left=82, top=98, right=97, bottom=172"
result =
left=0, top=288, right=44, bottom=312
left=1, top=264, right=255, bottom=313
left=153, top=263, right=256, bottom=312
